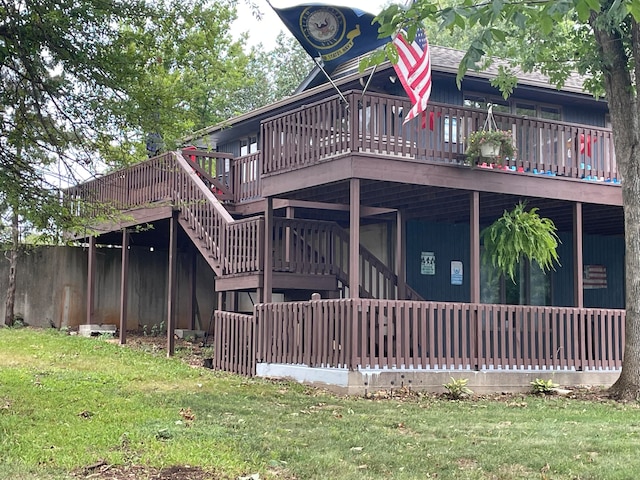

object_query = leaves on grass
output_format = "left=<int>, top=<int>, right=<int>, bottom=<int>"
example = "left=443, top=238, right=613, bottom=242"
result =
left=179, top=407, right=195, bottom=424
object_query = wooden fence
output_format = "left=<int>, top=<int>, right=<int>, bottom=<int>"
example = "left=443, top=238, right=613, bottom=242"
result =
left=241, top=299, right=624, bottom=374
left=213, top=311, right=256, bottom=376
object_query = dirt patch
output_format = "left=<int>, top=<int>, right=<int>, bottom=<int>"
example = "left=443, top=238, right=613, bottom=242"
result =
left=106, top=332, right=214, bottom=369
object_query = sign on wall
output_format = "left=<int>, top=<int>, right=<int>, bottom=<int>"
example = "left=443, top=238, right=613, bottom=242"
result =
left=421, top=251, right=435, bottom=275
left=583, top=264, right=607, bottom=289
left=451, top=261, right=463, bottom=285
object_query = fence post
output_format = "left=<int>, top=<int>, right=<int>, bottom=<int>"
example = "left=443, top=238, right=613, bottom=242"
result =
left=473, top=304, right=480, bottom=370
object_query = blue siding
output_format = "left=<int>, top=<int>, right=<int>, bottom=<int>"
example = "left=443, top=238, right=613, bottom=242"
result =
left=218, top=141, right=240, bottom=157
left=551, top=232, right=574, bottom=306
left=550, top=232, right=624, bottom=308
left=406, top=220, right=470, bottom=302
left=563, top=105, right=606, bottom=127
left=430, top=77, right=464, bottom=105
left=583, top=234, right=624, bottom=308
left=406, top=223, right=623, bottom=308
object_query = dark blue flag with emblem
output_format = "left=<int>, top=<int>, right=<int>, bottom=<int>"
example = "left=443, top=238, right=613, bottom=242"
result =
left=270, top=3, right=390, bottom=73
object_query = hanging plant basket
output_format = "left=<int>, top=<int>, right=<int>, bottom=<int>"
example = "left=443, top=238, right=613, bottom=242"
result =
left=464, top=105, right=517, bottom=165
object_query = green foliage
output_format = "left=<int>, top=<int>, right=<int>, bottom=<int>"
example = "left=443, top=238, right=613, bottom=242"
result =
left=481, top=202, right=560, bottom=283
left=443, top=377, right=473, bottom=399
left=238, top=33, right=314, bottom=112
left=531, top=378, right=558, bottom=395
left=374, top=0, right=640, bottom=97
left=465, top=129, right=516, bottom=164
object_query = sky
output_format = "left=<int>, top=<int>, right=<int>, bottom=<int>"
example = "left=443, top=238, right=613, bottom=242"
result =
left=232, top=0, right=391, bottom=50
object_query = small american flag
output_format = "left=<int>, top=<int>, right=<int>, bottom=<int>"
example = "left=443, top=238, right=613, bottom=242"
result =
left=392, top=27, right=432, bottom=124
left=583, top=265, right=607, bottom=289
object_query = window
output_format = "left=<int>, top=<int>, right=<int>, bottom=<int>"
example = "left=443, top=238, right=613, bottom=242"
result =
left=464, top=94, right=562, bottom=120
left=240, top=136, right=258, bottom=156
left=480, top=251, right=551, bottom=306
left=464, top=95, right=510, bottom=113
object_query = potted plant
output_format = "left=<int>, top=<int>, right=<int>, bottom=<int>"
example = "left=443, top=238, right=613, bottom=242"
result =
left=465, top=129, right=516, bottom=165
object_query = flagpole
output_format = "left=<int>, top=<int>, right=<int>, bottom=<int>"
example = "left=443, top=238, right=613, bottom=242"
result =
left=360, top=64, right=378, bottom=98
left=313, top=57, right=349, bottom=108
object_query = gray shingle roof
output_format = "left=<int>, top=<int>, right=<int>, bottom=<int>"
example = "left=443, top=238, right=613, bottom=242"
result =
left=327, top=45, right=588, bottom=94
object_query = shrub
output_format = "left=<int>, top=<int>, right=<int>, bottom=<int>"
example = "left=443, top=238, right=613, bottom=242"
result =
left=530, top=378, right=558, bottom=395
left=443, top=377, right=473, bottom=399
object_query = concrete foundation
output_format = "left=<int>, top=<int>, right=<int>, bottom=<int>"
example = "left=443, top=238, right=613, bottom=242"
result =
left=174, top=329, right=205, bottom=340
left=256, top=363, right=621, bottom=395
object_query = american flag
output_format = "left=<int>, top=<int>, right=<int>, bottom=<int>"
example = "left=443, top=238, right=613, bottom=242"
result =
left=392, top=27, right=432, bottom=124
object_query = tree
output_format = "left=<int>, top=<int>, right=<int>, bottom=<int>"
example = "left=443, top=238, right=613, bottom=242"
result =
left=0, top=0, right=252, bottom=324
left=235, top=33, right=314, bottom=113
left=375, top=0, right=640, bottom=400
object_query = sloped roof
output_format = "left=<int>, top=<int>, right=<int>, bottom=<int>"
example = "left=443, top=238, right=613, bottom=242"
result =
left=322, top=45, right=587, bottom=94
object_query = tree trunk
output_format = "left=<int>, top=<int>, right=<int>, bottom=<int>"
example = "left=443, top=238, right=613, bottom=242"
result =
left=609, top=145, right=640, bottom=400
left=3, top=210, right=19, bottom=327
left=593, top=17, right=640, bottom=400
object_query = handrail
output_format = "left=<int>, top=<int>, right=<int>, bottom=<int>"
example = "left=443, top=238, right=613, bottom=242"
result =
left=332, top=225, right=397, bottom=299
left=65, top=152, right=256, bottom=276
left=180, top=148, right=234, bottom=201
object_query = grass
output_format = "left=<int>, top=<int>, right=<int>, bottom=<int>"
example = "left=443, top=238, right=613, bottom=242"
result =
left=1, top=327, right=640, bottom=479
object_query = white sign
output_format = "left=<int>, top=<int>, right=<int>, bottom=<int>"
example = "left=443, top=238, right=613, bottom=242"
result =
left=451, top=261, right=463, bottom=285
left=421, top=251, right=435, bottom=275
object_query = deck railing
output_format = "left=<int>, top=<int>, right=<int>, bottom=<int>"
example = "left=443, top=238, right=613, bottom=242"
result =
left=65, top=152, right=256, bottom=276
left=255, top=299, right=624, bottom=371
left=213, top=311, right=256, bottom=376
left=261, top=91, right=618, bottom=182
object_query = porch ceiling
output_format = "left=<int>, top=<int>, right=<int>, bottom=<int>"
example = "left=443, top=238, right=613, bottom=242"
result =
left=278, top=179, right=624, bottom=236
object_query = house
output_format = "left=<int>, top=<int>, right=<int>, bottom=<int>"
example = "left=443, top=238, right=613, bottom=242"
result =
left=66, top=44, right=624, bottom=393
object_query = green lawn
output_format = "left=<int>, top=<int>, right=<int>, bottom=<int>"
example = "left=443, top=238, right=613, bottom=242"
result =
left=1, top=327, right=638, bottom=479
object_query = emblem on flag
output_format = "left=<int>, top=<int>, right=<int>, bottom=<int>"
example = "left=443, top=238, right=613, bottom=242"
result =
left=301, top=7, right=345, bottom=48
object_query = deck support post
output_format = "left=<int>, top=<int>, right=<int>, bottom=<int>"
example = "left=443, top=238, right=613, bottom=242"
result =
left=86, top=236, right=96, bottom=325
left=263, top=196, right=273, bottom=303
left=119, top=229, right=129, bottom=345
left=470, top=191, right=481, bottom=369
left=349, top=178, right=360, bottom=298
left=470, top=191, right=480, bottom=303
left=188, top=248, right=197, bottom=330
left=395, top=209, right=406, bottom=299
left=167, top=210, right=178, bottom=357
left=573, top=202, right=584, bottom=308
left=285, top=206, right=294, bottom=265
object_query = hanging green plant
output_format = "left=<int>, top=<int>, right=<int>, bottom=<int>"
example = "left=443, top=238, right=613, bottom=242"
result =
left=481, top=202, right=561, bottom=283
